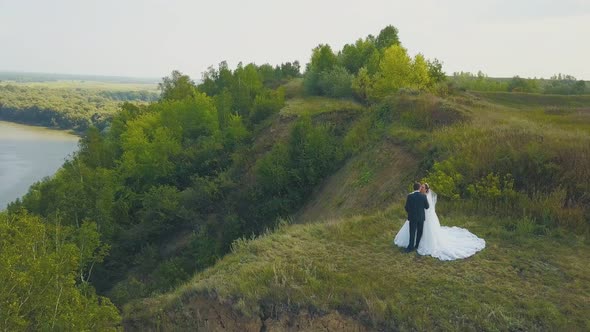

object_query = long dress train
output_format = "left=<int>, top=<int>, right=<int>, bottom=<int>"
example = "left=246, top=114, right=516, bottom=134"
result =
left=394, top=191, right=485, bottom=260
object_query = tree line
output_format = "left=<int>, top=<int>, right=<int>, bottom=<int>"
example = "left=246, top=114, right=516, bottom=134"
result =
left=303, top=25, right=446, bottom=101
left=0, top=84, right=159, bottom=132
left=450, top=71, right=588, bottom=94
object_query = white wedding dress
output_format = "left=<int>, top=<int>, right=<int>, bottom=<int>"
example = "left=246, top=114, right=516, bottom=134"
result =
left=394, top=191, right=485, bottom=260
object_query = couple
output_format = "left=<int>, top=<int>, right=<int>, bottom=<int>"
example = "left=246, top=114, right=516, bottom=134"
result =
left=394, top=182, right=485, bottom=261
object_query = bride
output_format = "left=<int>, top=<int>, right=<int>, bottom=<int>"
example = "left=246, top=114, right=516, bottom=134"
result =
left=394, top=183, right=485, bottom=260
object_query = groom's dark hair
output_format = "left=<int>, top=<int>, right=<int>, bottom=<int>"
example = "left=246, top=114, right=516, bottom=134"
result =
left=413, top=182, right=422, bottom=191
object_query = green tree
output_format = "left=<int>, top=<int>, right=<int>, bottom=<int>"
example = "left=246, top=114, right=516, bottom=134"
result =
left=79, top=126, right=115, bottom=169
left=370, top=45, right=432, bottom=100
left=427, top=58, right=446, bottom=84
left=254, top=116, right=344, bottom=223
left=304, top=44, right=338, bottom=95
left=450, top=71, right=509, bottom=92
left=223, top=113, right=250, bottom=150
left=280, top=61, right=301, bottom=78
left=232, top=63, right=263, bottom=117
left=214, top=88, right=234, bottom=127
left=158, top=70, right=198, bottom=101
left=250, top=87, right=285, bottom=124
left=410, top=54, right=432, bottom=90
left=544, top=74, right=587, bottom=94
left=375, top=25, right=400, bottom=50
left=339, top=38, right=379, bottom=75
left=75, top=221, right=110, bottom=283
left=352, top=67, right=372, bottom=101
left=119, top=112, right=182, bottom=188
left=317, top=66, right=354, bottom=98
left=369, top=45, right=413, bottom=99
left=0, top=211, right=120, bottom=331
left=508, top=76, right=538, bottom=93
left=309, top=44, right=338, bottom=73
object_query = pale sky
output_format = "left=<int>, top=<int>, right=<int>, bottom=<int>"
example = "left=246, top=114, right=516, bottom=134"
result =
left=1, top=0, right=588, bottom=80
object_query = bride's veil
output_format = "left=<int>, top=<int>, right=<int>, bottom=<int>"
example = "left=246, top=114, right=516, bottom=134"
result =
left=428, top=190, right=437, bottom=208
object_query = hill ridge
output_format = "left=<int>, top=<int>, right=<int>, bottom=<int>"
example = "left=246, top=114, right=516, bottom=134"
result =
left=122, top=91, right=590, bottom=331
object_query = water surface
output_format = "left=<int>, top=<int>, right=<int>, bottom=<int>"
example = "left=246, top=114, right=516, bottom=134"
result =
left=0, top=121, right=79, bottom=210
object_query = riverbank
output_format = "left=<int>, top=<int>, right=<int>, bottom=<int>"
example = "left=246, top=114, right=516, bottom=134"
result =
left=0, top=117, right=81, bottom=136
left=0, top=110, right=89, bottom=135
left=0, top=121, right=79, bottom=209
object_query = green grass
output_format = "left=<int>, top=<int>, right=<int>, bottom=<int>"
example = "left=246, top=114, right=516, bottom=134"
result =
left=456, top=91, right=590, bottom=133
left=472, top=91, right=590, bottom=109
left=282, top=77, right=305, bottom=99
left=280, top=96, right=365, bottom=116
left=124, top=206, right=590, bottom=331
left=420, top=92, right=590, bottom=232
left=472, top=91, right=590, bottom=132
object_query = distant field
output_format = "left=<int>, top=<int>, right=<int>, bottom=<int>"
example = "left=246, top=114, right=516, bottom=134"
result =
left=462, top=91, right=590, bottom=134
left=2, top=80, right=158, bottom=92
left=472, top=91, right=590, bottom=109
left=0, top=71, right=159, bottom=94
left=0, top=71, right=159, bottom=84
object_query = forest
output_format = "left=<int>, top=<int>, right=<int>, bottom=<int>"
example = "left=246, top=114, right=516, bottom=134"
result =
left=1, top=25, right=589, bottom=331
left=0, top=82, right=159, bottom=132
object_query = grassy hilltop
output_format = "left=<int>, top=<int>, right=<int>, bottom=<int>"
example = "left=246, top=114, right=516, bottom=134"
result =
left=125, top=212, right=589, bottom=331
left=123, top=85, right=590, bottom=331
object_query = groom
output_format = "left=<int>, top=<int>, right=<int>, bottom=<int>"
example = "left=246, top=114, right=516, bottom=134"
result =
left=404, top=182, right=430, bottom=253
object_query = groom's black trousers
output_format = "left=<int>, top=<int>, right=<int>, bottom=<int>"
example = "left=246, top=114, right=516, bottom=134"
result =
left=408, top=218, right=425, bottom=249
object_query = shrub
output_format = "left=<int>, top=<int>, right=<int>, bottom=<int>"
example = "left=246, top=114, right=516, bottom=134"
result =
left=317, top=66, right=354, bottom=98
left=423, top=120, right=590, bottom=232
left=423, top=160, right=463, bottom=200
left=250, top=87, right=285, bottom=124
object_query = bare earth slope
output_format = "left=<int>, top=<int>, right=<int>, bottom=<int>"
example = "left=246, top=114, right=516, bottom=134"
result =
left=297, top=138, right=418, bottom=223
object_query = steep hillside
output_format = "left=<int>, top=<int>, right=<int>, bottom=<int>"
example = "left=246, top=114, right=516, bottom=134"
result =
left=296, top=139, right=417, bottom=223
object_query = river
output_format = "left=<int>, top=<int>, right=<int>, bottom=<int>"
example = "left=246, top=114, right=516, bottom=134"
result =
left=0, top=121, right=79, bottom=210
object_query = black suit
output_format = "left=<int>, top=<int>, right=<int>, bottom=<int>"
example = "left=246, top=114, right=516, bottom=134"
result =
left=404, top=191, right=430, bottom=250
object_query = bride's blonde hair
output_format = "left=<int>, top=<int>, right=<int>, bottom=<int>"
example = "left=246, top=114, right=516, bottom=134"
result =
left=424, top=183, right=430, bottom=193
